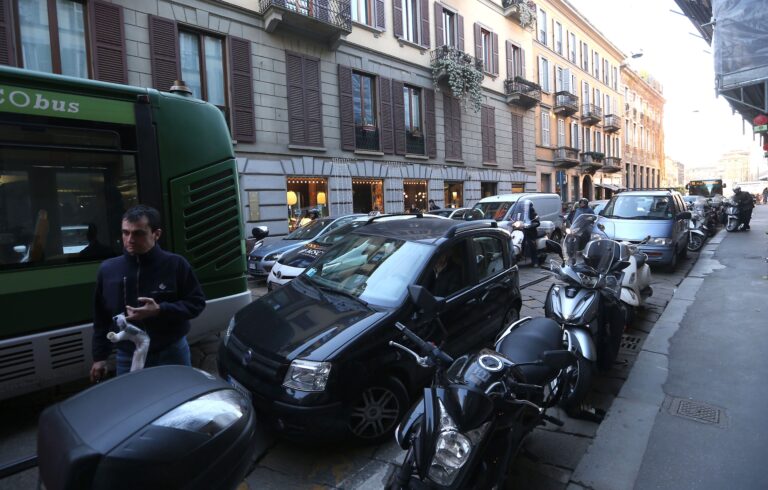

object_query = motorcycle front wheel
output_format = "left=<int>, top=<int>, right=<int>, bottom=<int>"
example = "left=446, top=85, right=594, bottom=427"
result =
left=558, top=354, right=593, bottom=415
left=687, top=233, right=705, bottom=251
left=726, top=220, right=738, bottom=232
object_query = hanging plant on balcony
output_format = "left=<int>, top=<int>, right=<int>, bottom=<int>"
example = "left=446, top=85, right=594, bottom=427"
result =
left=431, top=48, right=484, bottom=113
left=502, top=0, right=537, bottom=29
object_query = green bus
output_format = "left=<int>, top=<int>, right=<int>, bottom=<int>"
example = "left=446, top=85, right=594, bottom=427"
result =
left=0, top=66, right=250, bottom=400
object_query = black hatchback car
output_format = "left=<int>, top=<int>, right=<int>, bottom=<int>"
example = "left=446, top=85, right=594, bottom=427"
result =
left=218, top=216, right=522, bottom=443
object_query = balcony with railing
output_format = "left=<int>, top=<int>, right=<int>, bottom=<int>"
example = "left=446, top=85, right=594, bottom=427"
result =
left=554, top=91, right=578, bottom=116
left=504, top=76, right=541, bottom=109
left=553, top=146, right=579, bottom=168
left=604, top=114, right=622, bottom=133
left=601, top=156, right=622, bottom=173
left=580, top=104, right=602, bottom=126
left=502, top=0, right=536, bottom=29
left=431, top=45, right=484, bottom=85
left=260, top=0, right=351, bottom=47
left=579, top=151, right=604, bottom=172
left=355, top=125, right=380, bottom=151
left=406, top=130, right=425, bottom=155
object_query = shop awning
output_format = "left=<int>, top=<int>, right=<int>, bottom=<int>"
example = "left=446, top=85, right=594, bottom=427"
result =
left=595, top=183, right=623, bottom=192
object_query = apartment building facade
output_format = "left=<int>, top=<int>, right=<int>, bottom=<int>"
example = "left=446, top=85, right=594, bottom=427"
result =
left=622, top=67, right=664, bottom=191
left=530, top=0, right=625, bottom=204
left=0, top=0, right=550, bottom=236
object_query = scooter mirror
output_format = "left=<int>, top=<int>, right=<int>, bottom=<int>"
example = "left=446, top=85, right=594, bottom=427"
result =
left=541, top=350, right=576, bottom=370
left=408, top=284, right=445, bottom=321
left=545, top=239, right=563, bottom=258
left=251, top=226, right=269, bottom=240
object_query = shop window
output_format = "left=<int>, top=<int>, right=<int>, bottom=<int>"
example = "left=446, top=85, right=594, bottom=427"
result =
left=444, top=181, right=463, bottom=208
left=481, top=182, right=497, bottom=198
left=403, top=180, right=427, bottom=213
left=286, top=177, right=328, bottom=231
left=352, top=179, right=383, bottom=214
left=512, top=182, right=525, bottom=193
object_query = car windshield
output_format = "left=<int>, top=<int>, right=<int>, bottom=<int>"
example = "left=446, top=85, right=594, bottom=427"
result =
left=285, top=219, right=331, bottom=240
left=602, top=195, right=674, bottom=220
left=303, top=233, right=432, bottom=308
left=472, top=201, right=515, bottom=221
left=429, top=210, right=453, bottom=217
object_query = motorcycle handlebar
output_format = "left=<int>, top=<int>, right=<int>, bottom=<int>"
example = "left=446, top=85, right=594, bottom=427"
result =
left=394, top=322, right=453, bottom=365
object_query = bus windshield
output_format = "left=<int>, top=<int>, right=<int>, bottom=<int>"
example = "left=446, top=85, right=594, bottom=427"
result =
left=687, top=180, right=723, bottom=198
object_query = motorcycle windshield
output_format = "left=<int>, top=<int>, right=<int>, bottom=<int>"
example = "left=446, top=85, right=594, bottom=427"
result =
left=563, top=214, right=599, bottom=264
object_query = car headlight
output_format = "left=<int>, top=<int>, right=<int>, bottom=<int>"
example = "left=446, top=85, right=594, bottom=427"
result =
left=649, top=237, right=673, bottom=246
left=222, top=316, right=235, bottom=347
left=151, top=389, right=247, bottom=436
left=428, top=400, right=489, bottom=486
left=265, top=252, right=281, bottom=262
left=282, top=359, right=332, bottom=392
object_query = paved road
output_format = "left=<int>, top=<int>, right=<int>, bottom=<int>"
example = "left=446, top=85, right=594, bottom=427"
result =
left=0, top=243, right=700, bottom=489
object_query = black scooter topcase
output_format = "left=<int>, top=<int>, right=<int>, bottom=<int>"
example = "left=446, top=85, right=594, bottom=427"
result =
left=37, top=366, right=257, bottom=490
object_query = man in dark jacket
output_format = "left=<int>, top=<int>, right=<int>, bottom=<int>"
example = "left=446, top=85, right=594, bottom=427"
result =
left=567, top=198, right=595, bottom=225
left=89, top=205, right=205, bottom=382
left=733, top=186, right=755, bottom=230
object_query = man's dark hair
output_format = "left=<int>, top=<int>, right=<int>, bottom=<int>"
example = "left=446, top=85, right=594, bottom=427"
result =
left=123, top=205, right=162, bottom=231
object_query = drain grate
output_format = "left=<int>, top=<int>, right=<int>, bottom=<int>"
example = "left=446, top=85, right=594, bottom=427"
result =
left=666, top=397, right=727, bottom=427
left=619, top=334, right=643, bottom=355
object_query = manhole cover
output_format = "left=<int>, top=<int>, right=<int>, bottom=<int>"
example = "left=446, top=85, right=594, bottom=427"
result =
left=666, top=397, right=727, bottom=428
left=619, top=334, right=642, bottom=354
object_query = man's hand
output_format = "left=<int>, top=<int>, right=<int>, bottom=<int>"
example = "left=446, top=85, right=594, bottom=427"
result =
left=90, top=361, right=108, bottom=383
left=126, top=297, right=161, bottom=322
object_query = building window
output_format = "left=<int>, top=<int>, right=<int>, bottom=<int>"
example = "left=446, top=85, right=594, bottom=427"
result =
left=179, top=30, right=226, bottom=109
left=481, top=28, right=492, bottom=72
left=403, top=85, right=424, bottom=155
left=442, top=9, right=456, bottom=47
left=402, top=0, right=419, bottom=43
left=287, top=177, right=329, bottom=230
left=444, top=181, right=463, bottom=208
left=481, top=182, right=497, bottom=198
left=537, top=8, right=547, bottom=45
left=403, top=180, right=427, bottom=212
left=538, top=57, right=550, bottom=92
left=352, top=179, right=383, bottom=213
left=581, top=42, right=588, bottom=71
left=18, top=0, right=88, bottom=78
left=554, top=21, right=563, bottom=55
left=541, top=173, right=552, bottom=193
left=595, top=130, right=602, bottom=152
left=557, top=118, right=565, bottom=147
left=613, top=66, right=619, bottom=90
left=508, top=42, right=523, bottom=78
left=594, top=88, right=601, bottom=109
left=352, top=71, right=378, bottom=151
left=593, top=51, right=599, bottom=79
left=351, top=0, right=374, bottom=25
left=603, top=59, right=610, bottom=84
left=568, top=32, right=576, bottom=63
left=541, top=109, right=550, bottom=146
left=570, top=122, right=580, bottom=149
left=555, top=66, right=564, bottom=92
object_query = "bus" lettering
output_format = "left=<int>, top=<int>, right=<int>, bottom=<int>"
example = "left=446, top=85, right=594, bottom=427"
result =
left=0, top=88, right=80, bottom=114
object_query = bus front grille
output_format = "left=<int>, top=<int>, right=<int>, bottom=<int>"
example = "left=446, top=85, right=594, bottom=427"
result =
left=0, top=341, right=35, bottom=382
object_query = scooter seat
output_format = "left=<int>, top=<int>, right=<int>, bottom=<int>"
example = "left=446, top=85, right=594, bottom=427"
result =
left=495, top=317, right=563, bottom=385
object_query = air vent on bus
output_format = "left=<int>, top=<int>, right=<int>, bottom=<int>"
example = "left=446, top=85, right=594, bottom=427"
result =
left=182, top=166, right=242, bottom=270
left=0, top=341, right=35, bottom=382
left=49, top=331, right=85, bottom=370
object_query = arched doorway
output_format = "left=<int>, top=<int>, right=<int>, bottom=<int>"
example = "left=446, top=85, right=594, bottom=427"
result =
left=582, top=175, right=593, bottom=201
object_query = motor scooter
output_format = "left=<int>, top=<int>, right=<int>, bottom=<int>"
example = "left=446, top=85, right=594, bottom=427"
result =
left=687, top=211, right=708, bottom=251
left=509, top=220, right=555, bottom=265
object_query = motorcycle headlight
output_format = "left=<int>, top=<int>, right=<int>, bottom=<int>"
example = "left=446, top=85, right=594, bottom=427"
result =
left=151, top=389, right=247, bottom=436
left=649, top=237, right=673, bottom=246
left=282, top=359, right=332, bottom=392
left=428, top=400, right=490, bottom=486
left=577, top=272, right=598, bottom=288
left=222, top=316, right=235, bottom=347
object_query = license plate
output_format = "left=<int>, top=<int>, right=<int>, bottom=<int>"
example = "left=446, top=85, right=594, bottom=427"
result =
left=248, top=263, right=256, bottom=270
left=227, top=375, right=252, bottom=403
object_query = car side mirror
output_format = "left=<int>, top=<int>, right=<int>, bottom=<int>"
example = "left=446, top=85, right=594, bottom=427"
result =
left=251, top=226, right=269, bottom=240
left=541, top=350, right=576, bottom=370
left=677, top=211, right=692, bottom=220
left=408, top=284, right=445, bottom=321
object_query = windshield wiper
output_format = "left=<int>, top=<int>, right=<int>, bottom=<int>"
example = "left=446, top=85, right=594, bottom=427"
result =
left=312, top=281, right=369, bottom=307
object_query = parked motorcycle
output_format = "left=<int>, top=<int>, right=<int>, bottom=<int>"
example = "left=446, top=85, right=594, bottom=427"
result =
left=510, top=219, right=556, bottom=265
left=387, top=285, right=575, bottom=489
left=544, top=216, right=629, bottom=414
left=725, top=200, right=747, bottom=232
left=687, top=211, right=708, bottom=251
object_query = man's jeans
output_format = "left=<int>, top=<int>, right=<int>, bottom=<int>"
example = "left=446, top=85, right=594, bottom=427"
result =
left=116, top=336, right=191, bottom=375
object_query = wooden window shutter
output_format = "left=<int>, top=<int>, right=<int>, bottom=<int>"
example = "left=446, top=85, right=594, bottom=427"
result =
left=304, top=57, right=323, bottom=147
left=337, top=64, right=355, bottom=151
left=229, top=37, right=255, bottom=143
left=521, top=47, right=526, bottom=79
left=511, top=113, right=524, bottom=167
left=89, top=1, right=127, bottom=84
left=481, top=105, right=489, bottom=162
left=443, top=93, right=453, bottom=159
left=425, top=87, right=436, bottom=158
left=487, top=106, right=496, bottom=162
left=419, top=0, right=430, bottom=48
left=379, top=76, right=394, bottom=154
left=457, top=14, right=464, bottom=51
left=474, top=23, right=482, bottom=65
left=491, top=32, right=499, bottom=76
left=434, top=3, right=443, bottom=47
left=392, top=80, right=406, bottom=155
left=148, top=15, right=179, bottom=91
left=0, top=0, right=17, bottom=66
left=287, top=53, right=323, bottom=147
left=393, top=0, right=403, bottom=38
left=376, top=0, right=385, bottom=30
left=451, top=96, right=462, bottom=159
left=506, top=41, right=513, bottom=79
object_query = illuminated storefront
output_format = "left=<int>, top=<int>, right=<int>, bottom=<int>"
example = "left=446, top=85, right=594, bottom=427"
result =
left=352, top=179, right=384, bottom=213
left=286, top=177, right=328, bottom=230
left=444, top=181, right=463, bottom=208
left=403, top=180, right=428, bottom=212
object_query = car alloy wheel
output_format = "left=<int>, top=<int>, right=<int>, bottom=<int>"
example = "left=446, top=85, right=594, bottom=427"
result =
left=348, top=377, right=408, bottom=442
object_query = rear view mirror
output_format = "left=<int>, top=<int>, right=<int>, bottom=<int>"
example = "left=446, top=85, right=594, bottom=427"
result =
left=541, top=350, right=576, bottom=370
left=408, top=284, right=445, bottom=321
left=545, top=239, right=562, bottom=258
left=251, top=226, right=269, bottom=240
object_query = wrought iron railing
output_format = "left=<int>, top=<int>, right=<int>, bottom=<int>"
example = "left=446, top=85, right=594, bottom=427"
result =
left=604, top=156, right=622, bottom=167
left=555, top=91, right=579, bottom=112
left=581, top=104, right=603, bottom=119
left=406, top=130, right=425, bottom=155
left=604, top=114, right=622, bottom=131
left=554, top=146, right=579, bottom=162
left=504, top=77, right=541, bottom=100
left=355, top=126, right=380, bottom=151
left=431, top=45, right=484, bottom=73
left=260, top=0, right=352, bottom=31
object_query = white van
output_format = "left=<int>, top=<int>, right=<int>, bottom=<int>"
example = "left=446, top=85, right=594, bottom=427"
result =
left=472, top=193, right=564, bottom=240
